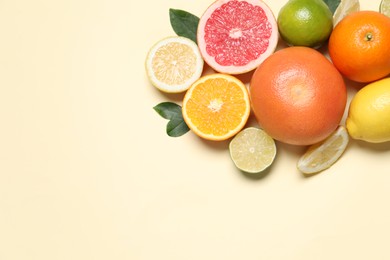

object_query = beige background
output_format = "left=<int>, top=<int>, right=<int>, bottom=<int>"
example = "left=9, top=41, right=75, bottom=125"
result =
left=1, top=0, right=390, bottom=259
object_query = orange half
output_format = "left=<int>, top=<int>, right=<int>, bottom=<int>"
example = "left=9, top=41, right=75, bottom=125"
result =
left=182, top=74, right=250, bottom=141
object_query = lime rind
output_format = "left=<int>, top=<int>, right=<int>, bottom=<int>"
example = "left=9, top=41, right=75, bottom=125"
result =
left=229, top=127, right=276, bottom=173
left=277, top=0, right=333, bottom=48
left=297, top=126, right=349, bottom=174
left=380, top=0, right=390, bottom=17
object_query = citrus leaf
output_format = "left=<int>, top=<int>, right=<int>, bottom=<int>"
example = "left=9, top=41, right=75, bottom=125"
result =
left=167, top=118, right=189, bottom=137
left=153, top=102, right=181, bottom=120
left=153, top=102, right=190, bottom=137
left=323, top=0, right=341, bottom=14
left=169, top=8, right=199, bottom=43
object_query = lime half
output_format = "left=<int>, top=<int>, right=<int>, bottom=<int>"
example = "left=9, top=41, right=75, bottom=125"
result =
left=297, top=126, right=349, bottom=175
left=380, top=0, right=390, bottom=17
left=333, top=0, right=360, bottom=26
left=229, top=127, right=276, bottom=173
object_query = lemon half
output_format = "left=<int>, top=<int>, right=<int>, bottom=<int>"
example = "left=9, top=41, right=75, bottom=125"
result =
left=145, top=36, right=204, bottom=93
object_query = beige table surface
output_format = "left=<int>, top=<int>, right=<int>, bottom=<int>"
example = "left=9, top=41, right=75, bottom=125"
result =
left=1, top=0, right=390, bottom=259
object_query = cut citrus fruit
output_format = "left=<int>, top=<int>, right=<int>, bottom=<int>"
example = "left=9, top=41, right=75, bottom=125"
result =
left=333, top=0, right=360, bottom=26
left=229, top=127, right=276, bottom=173
left=197, top=0, right=278, bottom=74
left=182, top=73, right=250, bottom=141
left=145, top=36, right=204, bottom=93
left=297, top=126, right=349, bottom=175
left=380, top=0, right=390, bottom=17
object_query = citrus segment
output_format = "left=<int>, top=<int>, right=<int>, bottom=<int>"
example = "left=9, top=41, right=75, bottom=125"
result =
left=145, top=36, right=204, bottom=93
left=297, top=126, right=349, bottom=175
left=197, top=0, right=278, bottom=74
left=333, top=0, right=360, bottom=26
left=229, top=127, right=276, bottom=173
left=380, top=0, right=390, bottom=17
left=182, top=74, right=250, bottom=141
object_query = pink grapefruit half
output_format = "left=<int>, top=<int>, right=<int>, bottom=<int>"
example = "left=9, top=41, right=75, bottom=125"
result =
left=197, top=0, right=278, bottom=74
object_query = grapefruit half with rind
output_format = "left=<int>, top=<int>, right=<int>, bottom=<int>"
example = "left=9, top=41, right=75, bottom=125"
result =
left=197, top=0, right=278, bottom=74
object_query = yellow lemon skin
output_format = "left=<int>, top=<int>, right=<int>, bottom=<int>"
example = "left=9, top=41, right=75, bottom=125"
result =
left=346, top=77, right=390, bottom=143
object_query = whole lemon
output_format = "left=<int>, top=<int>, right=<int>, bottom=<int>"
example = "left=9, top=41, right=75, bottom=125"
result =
left=346, top=78, right=390, bottom=143
left=277, top=0, right=333, bottom=48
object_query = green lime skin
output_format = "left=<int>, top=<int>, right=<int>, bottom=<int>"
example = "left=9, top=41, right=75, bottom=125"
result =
left=277, top=0, right=333, bottom=48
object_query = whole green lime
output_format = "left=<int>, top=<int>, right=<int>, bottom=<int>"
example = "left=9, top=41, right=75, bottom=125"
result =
left=277, top=0, right=333, bottom=48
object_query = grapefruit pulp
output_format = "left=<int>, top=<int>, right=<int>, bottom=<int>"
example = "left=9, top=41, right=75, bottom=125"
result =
left=197, top=0, right=278, bottom=74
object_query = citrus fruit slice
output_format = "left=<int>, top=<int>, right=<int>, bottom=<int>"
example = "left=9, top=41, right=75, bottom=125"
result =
left=333, top=0, right=360, bottom=26
left=145, top=36, right=204, bottom=93
left=229, top=127, right=276, bottom=173
left=197, top=0, right=278, bottom=74
left=297, top=126, right=349, bottom=175
left=380, top=0, right=390, bottom=17
left=182, top=73, right=250, bottom=141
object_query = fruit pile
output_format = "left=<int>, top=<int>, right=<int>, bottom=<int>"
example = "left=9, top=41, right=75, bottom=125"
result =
left=146, top=0, right=390, bottom=175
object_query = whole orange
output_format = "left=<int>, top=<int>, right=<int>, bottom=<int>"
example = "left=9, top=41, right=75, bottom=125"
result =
left=250, top=46, right=347, bottom=146
left=328, top=11, right=390, bottom=83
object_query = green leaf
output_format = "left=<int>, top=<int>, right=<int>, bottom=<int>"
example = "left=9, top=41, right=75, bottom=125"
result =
left=322, top=0, right=341, bottom=14
left=153, top=102, right=190, bottom=137
left=169, top=8, right=199, bottom=43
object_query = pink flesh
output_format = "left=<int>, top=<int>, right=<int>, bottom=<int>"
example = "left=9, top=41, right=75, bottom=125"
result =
left=204, top=0, right=272, bottom=67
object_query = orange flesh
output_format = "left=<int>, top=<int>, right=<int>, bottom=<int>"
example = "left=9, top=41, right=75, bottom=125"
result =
left=183, top=76, right=250, bottom=140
